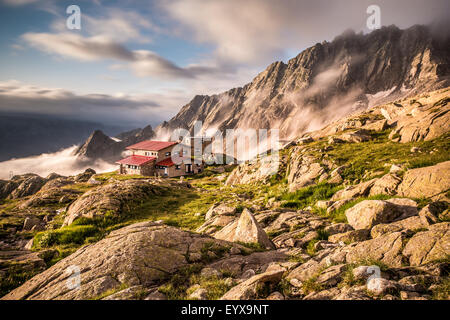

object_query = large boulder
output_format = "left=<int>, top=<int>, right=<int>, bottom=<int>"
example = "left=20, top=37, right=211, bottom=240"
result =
left=220, top=264, right=285, bottom=300
left=346, top=232, right=405, bottom=267
left=20, top=187, right=81, bottom=209
left=287, top=151, right=325, bottom=192
left=370, top=216, right=426, bottom=238
left=75, top=169, right=96, bottom=183
left=328, top=229, right=370, bottom=244
left=63, top=179, right=167, bottom=226
left=331, top=179, right=377, bottom=201
left=402, top=222, right=450, bottom=266
left=288, top=162, right=325, bottom=192
left=0, top=180, right=19, bottom=199
left=419, top=201, right=448, bottom=225
left=389, top=100, right=450, bottom=143
left=225, top=154, right=279, bottom=186
left=397, top=161, right=450, bottom=199
left=207, top=251, right=287, bottom=278
left=345, top=199, right=418, bottom=230
left=2, top=222, right=245, bottom=300
left=369, top=174, right=402, bottom=196
left=214, top=209, right=275, bottom=249
left=7, top=175, right=47, bottom=199
left=339, top=130, right=372, bottom=143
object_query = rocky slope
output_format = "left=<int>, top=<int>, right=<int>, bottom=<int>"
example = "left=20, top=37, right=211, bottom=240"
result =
left=0, top=55, right=449, bottom=301
left=156, top=25, right=450, bottom=139
left=1, top=87, right=448, bottom=300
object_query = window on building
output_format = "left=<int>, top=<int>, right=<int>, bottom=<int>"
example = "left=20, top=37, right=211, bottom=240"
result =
left=175, top=165, right=180, bottom=170
left=165, top=152, right=171, bottom=156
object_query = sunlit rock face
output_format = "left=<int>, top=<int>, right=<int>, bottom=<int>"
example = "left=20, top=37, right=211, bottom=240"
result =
left=156, top=25, right=450, bottom=140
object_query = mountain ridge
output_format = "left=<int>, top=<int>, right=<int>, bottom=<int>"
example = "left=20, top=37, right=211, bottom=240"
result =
left=155, top=25, right=450, bottom=139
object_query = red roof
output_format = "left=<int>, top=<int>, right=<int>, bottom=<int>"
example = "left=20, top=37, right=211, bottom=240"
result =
left=126, top=140, right=178, bottom=151
left=116, top=155, right=156, bottom=166
left=156, top=158, right=175, bottom=167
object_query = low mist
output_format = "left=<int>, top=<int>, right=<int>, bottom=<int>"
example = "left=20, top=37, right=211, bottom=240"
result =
left=0, top=146, right=117, bottom=180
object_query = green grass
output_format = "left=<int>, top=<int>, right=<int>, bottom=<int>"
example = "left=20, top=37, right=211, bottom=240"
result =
left=33, top=225, right=99, bottom=248
left=432, top=277, right=450, bottom=300
left=327, top=131, right=450, bottom=182
left=187, top=275, right=233, bottom=300
left=280, top=183, right=342, bottom=209
left=158, top=264, right=203, bottom=300
left=30, top=184, right=223, bottom=252
left=301, top=275, right=324, bottom=295
left=235, top=242, right=266, bottom=252
left=94, top=172, right=147, bottom=181
left=314, top=194, right=394, bottom=223
left=0, top=262, right=43, bottom=297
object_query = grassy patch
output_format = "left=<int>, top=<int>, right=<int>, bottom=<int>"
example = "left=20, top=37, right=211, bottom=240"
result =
left=0, top=262, right=43, bottom=297
left=188, top=275, right=233, bottom=300
left=94, top=172, right=147, bottom=181
left=315, top=194, right=393, bottom=223
left=326, top=131, right=450, bottom=182
left=432, top=277, right=450, bottom=300
left=33, top=225, right=99, bottom=248
left=158, top=264, right=203, bottom=300
left=302, top=275, right=324, bottom=295
left=281, top=183, right=342, bottom=209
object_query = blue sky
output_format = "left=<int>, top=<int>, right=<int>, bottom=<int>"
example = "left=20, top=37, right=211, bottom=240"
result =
left=0, top=0, right=448, bottom=127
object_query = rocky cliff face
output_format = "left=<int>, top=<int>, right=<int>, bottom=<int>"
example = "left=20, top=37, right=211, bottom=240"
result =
left=156, top=25, right=450, bottom=139
left=74, top=125, right=155, bottom=161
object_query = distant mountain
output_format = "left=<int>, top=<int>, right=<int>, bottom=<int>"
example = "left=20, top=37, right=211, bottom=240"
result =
left=156, top=25, right=450, bottom=139
left=0, top=113, right=131, bottom=162
left=74, top=125, right=155, bottom=161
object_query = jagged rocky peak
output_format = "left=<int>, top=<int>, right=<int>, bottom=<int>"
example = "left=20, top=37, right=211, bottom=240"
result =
left=156, top=25, right=450, bottom=139
left=75, top=125, right=155, bottom=161
left=74, top=130, right=116, bottom=158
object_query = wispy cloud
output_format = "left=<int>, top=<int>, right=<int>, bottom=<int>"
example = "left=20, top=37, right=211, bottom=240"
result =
left=1, top=0, right=39, bottom=6
left=0, top=145, right=116, bottom=179
left=21, top=32, right=222, bottom=79
left=163, top=0, right=450, bottom=65
left=0, top=80, right=187, bottom=125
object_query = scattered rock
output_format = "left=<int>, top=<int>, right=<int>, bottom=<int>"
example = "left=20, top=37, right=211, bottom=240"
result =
left=369, top=173, right=402, bottom=196
left=345, top=199, right=417, bottom=230
left=402, top=222, right=450, bottom=266
left=205, top=204, right=236, bottom=220
left=346, top=232, right=405, bottom=267
left=22, top=217, right=41, bottom=231
left=419, top=201, right=448, bottom=225
left=220, top=265, right=285, bottom=300
left=370, top=216, right=426, bottom=238
left=188, top=287, right=208, bottom=300
left=214, top=209, right=275, bottom=250
left=316, top=264, right=346, bottom=287
left=2, top=222, right=244, bottom=300
left=397, top=161, right=450, bottom=199
left=328, top=229, right=370, bottom=244
left=324, top=223, right=354, bottom=236
left=8, top=175, right=46, bottom=199
left=331, top=179, right=377, bottom=201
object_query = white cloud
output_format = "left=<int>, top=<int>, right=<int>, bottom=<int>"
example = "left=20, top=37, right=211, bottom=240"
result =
left=0, top=146, right=116, bottom=179
left=0, top=80, right=185, bottom=125
left=21, top=32, right=222, bottom=79
left=163, top=0, right=450, bottom=65
left=1, top=0, right=39, bottom=6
